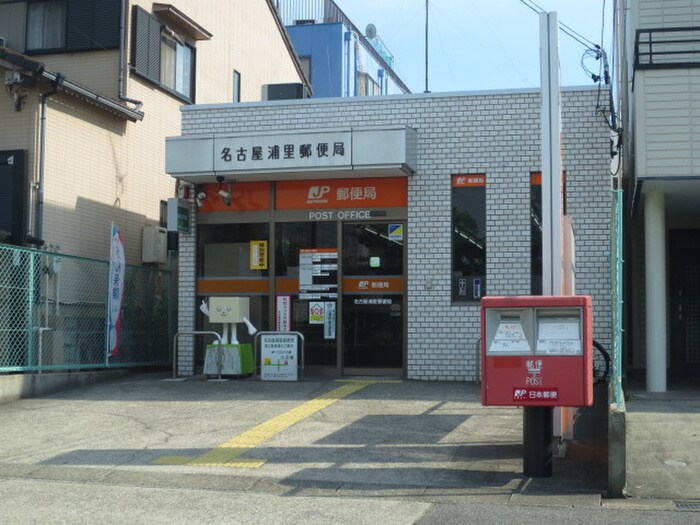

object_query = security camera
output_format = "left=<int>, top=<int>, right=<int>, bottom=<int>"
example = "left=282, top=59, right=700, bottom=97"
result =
left=218, top=189, right=231, bottom=206
left=195, top=191, right=207, bottom=208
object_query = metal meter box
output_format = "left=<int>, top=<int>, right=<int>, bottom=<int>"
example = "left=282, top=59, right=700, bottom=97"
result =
left=481, top=295, right=593, bottom=407
left=141, top=225, right=167, bottom=264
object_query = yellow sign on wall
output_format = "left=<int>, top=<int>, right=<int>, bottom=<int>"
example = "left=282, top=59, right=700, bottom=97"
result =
left=250, top=240, right=268, bottom=270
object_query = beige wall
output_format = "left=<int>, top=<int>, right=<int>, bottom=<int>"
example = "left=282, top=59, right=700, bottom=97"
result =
left=39, top=52, right=122, bottom=101
left=1, top=0, right=305, bottom=263
left=129, top=0, right=304, bottom=103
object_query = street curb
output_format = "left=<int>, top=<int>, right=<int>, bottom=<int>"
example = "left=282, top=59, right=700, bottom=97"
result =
left=0, top=369, right=130, bottom=405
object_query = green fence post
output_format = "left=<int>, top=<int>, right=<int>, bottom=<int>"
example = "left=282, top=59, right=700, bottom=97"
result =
left=27, top=250, right=35, bottom=369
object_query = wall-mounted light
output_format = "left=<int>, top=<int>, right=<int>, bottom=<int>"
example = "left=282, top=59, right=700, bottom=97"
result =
left=195, top=191, right=207, bottom=208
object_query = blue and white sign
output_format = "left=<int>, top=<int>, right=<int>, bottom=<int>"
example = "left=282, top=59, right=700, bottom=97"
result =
left=106, top=224, right=125, bottom=358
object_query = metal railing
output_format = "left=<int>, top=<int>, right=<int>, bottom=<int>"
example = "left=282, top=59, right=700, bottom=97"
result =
left=0, top=243, right=174, bottom=372
left=172, top=330, right=222, bottom=379
left=635, top=27, right=700, bottom=70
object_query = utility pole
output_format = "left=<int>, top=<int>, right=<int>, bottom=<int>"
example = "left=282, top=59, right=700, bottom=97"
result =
left=523, top=11, right=562, bottom=479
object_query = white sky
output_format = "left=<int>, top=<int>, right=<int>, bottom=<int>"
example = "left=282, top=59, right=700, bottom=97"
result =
left=336, top=0, right=614, bottom=93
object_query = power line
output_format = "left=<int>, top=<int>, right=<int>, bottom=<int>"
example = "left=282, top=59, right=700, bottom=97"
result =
left=518, top=0, right=598, bottom=51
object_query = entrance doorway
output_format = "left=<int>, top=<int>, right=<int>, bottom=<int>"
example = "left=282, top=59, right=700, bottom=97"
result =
left=670, top=230, right=700, bottom=380
left=195, top=178, right=408, bottom=376
left=341, top=222, right=405, bottom=376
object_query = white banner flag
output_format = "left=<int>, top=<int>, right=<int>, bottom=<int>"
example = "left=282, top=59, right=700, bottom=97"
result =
left=106, top=224, right=125, bottom=357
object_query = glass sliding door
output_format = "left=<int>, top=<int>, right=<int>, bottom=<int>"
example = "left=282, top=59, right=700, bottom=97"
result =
left=275, top=222, right=338, bottom=369
left=342, top=222, right=405, bottom=375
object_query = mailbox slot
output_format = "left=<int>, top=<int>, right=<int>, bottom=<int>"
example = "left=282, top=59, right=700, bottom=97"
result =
left=485, top=309, right=534, bottom=355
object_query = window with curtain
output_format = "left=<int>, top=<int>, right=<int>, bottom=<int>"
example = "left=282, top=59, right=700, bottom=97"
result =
left=26, top=0, right=120, bottom=53
left=132, top=6, right=195, bottom=102
left=26, top=0, right=66, bottom=51
left=160, top=32, right=193, bottom=99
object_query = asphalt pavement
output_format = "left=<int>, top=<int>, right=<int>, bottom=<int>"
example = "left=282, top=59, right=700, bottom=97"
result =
left=0, top=373, right=698, bottom=523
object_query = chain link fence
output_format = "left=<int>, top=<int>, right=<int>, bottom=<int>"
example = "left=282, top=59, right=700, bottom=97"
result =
left=0, top=244, right=174, bottom=372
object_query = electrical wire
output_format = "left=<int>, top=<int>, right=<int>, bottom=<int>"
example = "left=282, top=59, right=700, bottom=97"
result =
left=518, top=0, right=622, bottom=174
left=518, top=0, right=598, bottom=51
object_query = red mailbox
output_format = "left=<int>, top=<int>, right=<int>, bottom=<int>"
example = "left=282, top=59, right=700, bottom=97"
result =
left=481, top=295, right=593, bottom=407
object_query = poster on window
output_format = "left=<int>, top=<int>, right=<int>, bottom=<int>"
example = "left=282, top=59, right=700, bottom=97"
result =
left=276, top=295, right=291, bottom=331
left=309, top=301, right=325, bottom=324
left=299, top=248, right=337, bottom=294
left=250, top=240, right=268, bottom=270
left=324, top=302, right=336, bottom=339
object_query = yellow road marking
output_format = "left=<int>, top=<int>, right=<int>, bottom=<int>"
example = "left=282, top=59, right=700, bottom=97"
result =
left=153, top=380, right=380, bottom=468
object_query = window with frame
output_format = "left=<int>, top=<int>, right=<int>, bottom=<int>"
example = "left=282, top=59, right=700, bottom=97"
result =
left=530, top=172, right=543, bottom=295
left=530, top=170, right=566, bottom=295
left=233, top=70, right=241, bottom=102
left=356, top=71, right=380, bottom=96
left=160, top=31, right=193, bottom=99
left=452, top=174, right=486, bottom=302
left=131, top=5, right=199, bottom=102
left=26, top=0, right=120, bottom=53
left=26, top=0, right=66, bottom=50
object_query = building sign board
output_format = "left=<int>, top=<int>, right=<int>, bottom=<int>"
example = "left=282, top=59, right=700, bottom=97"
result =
left=276, top=178, right=407, bottom=210
left=215, top=132, right=352, bottom=172
left=166, top=197, right=190, bottom=233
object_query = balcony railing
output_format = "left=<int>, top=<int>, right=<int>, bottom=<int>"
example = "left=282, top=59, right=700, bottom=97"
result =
left=635, top=27, right=700, bottom=70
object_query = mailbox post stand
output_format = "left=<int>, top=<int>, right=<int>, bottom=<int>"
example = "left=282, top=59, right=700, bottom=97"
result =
left=523, top=406, right=553, bottom=477
left=481, top=295, right=592, bottom=479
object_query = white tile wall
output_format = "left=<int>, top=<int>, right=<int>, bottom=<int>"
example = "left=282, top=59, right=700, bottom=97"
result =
left=176, top=89, right=612, bottom=380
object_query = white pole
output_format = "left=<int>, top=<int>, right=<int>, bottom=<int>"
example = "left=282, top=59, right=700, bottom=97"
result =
left=644, top=191, right=667, bottom=392
left=540, top=11, right=562, bottom=296
left=539, top=11, right=569, bottom=443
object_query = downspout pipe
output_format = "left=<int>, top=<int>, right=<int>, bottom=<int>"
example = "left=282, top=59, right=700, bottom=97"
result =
left=119, top=0, right=143, bottom=110
left=36, top=74, right=62, bottom=244
left=344, top=30, right=351, bottom=97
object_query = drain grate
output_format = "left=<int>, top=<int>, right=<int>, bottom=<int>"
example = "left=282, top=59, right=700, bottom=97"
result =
left=674, top=501, right=700, bottom=510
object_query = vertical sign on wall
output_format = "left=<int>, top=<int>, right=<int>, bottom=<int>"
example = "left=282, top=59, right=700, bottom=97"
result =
left=106, top=224, right=125, bottom=359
